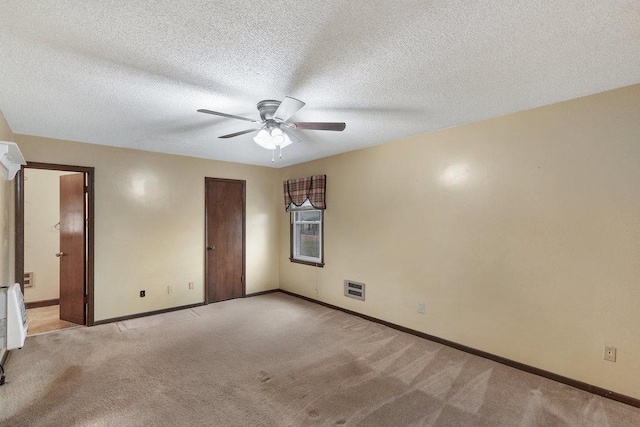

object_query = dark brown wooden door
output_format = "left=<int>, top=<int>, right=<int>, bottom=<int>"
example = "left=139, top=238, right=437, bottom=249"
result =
left=205, top=178, right=245, bottom=303
left=59, top=173, right=86, bottom=325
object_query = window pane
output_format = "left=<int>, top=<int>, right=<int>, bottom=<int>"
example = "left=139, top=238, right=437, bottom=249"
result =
left=298, top=224, right=320, bottom=258
left=298, top=210, right=321, bottom=222
left=290, top=209, right=323, bottom=265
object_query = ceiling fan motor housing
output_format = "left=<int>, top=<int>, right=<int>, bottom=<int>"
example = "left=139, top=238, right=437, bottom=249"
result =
left=256, top=100, right=281, bottom=121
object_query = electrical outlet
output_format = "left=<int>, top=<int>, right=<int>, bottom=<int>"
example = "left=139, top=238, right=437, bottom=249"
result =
left=188, top=282, right=194, bottom=290
left=139, top=290, right=145, bottom=297
left=604, top=345, right=616, bottom=362
left=167, top=285, right=173, bottom=294
left=417, top=302, right=426, bottom=314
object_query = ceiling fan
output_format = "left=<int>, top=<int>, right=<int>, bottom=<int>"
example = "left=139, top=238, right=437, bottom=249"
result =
left=197, top=97, right=346, bottom=161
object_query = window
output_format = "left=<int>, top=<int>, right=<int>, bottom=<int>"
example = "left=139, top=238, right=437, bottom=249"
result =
left=284, top=174, right=326, bottom=267
left=291, top=209, right=323, bottom=266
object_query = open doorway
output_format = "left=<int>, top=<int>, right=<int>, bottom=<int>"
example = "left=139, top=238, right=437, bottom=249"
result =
left=15, top=162, right=95, bottom=332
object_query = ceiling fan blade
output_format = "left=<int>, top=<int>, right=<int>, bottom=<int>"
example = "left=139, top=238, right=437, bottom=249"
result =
left=281, top=127, right=301, bottom=143
left=274, top=97, right=305, bottom=122
left=292, top=122, right=346, bottom=131
left=219, top=129, right=260, bottom=139
left=197, top=109, right=258, bottom=123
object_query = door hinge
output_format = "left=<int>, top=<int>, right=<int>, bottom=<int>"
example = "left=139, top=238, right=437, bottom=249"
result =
left=84, top=186, right=88, bottom=193
left=84, top=294, right=88, bottom=303
left=241, top=276, right=244, bottom=284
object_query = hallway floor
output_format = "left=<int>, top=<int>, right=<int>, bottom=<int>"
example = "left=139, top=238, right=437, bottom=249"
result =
left=27, top=305, right=81, bottom=335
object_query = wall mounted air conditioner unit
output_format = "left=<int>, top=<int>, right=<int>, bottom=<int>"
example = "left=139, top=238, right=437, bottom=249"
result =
left=0, top=141, right=26, bottom=180
left=1, top=283, right=28, bottom=351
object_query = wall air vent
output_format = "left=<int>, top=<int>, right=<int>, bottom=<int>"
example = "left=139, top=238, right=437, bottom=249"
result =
left=344, top=280, right=365, bottom=301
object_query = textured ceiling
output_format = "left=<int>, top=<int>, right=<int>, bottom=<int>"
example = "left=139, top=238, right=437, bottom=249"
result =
left=0, top=1, right=639, bottom=167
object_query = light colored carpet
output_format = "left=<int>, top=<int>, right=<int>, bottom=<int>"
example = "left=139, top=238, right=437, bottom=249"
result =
left=2, top=293, right=639, bottom=426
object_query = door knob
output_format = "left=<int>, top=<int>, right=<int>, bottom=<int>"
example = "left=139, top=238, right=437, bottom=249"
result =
left=207, top=246, right=216, bottom=251
left=56, top=252, right=65, bottom=257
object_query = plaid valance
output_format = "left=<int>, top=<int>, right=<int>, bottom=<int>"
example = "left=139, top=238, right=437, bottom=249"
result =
left=283, top=175, right=326, bottom=211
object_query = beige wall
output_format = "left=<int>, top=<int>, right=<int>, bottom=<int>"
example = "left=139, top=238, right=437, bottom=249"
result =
left=0, top=110, right=16, bottom=362
left=0, top=110, right=15, bottom=289
left=279, top=84, right=640, bottom=399
left=24, top=169, right=74, bottom=302
left=16, top=135, right=281, bottom=321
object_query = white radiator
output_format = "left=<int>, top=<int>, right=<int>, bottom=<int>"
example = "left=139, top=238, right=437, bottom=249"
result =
left=0, top=283, right=28, bottom=351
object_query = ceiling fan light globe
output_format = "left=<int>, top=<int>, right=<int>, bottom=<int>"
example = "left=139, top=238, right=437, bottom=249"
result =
left=270, top=128, right=286, bottom=145
left=278, top=134, right=293, bottom=149
left=253, top=129, right=276, bottom=150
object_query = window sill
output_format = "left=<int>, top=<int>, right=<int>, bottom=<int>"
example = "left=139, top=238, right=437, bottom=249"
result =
left=289, top=258, right=324, bottom=268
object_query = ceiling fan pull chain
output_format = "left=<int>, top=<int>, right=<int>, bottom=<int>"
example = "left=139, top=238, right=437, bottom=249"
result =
left=272, top=149, right=275, bottom=163
left=279, top=145, right=282, bottom=158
